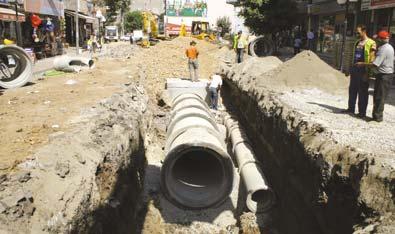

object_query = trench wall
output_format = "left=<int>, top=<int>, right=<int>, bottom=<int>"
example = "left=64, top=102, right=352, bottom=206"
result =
left=222, top=74, right=395, bottom=234
left=0, top=85, right=150, bottom=234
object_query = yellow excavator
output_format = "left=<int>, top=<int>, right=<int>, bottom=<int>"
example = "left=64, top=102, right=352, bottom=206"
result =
left=141, top=11, right=159, bottom=47
left=191, top=21, right=216, bottom=41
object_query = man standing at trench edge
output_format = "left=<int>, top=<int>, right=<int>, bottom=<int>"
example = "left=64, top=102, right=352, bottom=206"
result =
left=356, top=30, right=394, bottom=122
left=186, top=41, right=199, bottom=82
left=343, top=25, right=376, bottom=118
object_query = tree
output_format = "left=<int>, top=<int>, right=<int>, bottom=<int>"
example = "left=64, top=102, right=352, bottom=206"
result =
left=124, top=11, right=143, bottom=32
left=104, top=0, right=130, bottom=24
left=216, top=16, right=231, bottom=36
left=240, top=0, right=298, bottom=52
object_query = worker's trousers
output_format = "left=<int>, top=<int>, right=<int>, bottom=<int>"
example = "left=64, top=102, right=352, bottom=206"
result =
left=373, top=73, right=393, bottom=121
left=348, top=67, right=369, bottom=116
left=188, top=59, right=199, bottom=81
left=209, top=87, right=219, bottom=110
left=236, top=49, right=244, bottom=63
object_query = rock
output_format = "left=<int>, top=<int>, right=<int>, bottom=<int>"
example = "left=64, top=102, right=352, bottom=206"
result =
left=16, top=128, right=23, bottom=133
left=55, top=161, right=70, bottom=178
left=1, top=190, right=27, bottom=207
left=0, top=202, right=6, bottom=213
left=13, top=171, right=31, bottom=183
left=73, top=153, right=86, bottom=165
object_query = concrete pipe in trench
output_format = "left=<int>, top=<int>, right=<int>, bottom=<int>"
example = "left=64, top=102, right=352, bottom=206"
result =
left=161, top=93, right=234, bottom=209
left=0, top=45, right=33, bottom=89
left=224, top=115, right=275, bottom=213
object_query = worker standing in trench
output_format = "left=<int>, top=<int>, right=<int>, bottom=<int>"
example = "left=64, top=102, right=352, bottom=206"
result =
left=208, top=73, right=223, bottom=110
left=342, top=25, right=376, bottom=119
left=186, top=41, right=199, bottom=82
left=356, top=30, right=394, bottom=122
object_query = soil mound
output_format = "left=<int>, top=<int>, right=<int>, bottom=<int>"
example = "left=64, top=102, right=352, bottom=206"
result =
left=271, top=51, right=348, bottom=94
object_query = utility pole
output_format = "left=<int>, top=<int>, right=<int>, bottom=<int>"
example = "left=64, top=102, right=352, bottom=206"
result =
left=76, top=0, right=80, bottom=54
left=339, top=0, right=349, bottom=72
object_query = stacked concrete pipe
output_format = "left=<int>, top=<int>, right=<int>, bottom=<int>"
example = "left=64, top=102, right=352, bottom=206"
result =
left=161, top=93, right=234, bottom=209
left=0, top=45, right=33, bottom=89
left=224, top=115, right=275, bottom=213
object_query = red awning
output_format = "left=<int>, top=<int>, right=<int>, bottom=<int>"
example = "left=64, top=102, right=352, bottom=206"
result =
left=0, top=7, right=25, bottom=22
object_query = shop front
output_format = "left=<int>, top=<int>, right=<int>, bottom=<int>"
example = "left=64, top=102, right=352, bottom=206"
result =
left=0, top=6, right=25, bottom=45
left=309, top=0, right=356, bottom=54
left=22, top=0, right=64, bottom=59
left=64, top=10, right=96, bottom=47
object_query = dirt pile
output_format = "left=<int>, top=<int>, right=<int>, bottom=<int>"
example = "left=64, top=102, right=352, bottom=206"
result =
left=224, top=50, right=348, bottom=95
left=269, top=51, right=348, bottom=94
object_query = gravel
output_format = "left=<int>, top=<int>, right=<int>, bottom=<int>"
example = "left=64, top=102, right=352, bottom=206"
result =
left=279, top=88, right=395, bottom=159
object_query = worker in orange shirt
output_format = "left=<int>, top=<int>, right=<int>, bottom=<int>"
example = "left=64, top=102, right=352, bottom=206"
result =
left=186, top=40, right=199, bottom=82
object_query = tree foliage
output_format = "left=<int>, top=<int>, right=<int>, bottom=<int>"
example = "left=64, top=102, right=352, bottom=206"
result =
left=216, top=16, right=231, bottom=36
left=240, top=0, right=298, bottom=35
left=104, top=0, right=130, bottom=23
left=124, top=11, right=143, bottom=32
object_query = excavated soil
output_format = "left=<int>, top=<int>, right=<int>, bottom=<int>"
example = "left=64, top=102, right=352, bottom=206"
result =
left=218, top=49, right=395, bottom=234
left=0, top=38, right=394, bottom=234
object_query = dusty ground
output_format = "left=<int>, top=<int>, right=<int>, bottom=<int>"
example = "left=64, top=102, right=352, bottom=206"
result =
left=0, top=38, right=218, bottom=170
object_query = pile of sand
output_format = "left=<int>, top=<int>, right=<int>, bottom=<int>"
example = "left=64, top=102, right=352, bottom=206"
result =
left=266, top=51, right=348, bottom=94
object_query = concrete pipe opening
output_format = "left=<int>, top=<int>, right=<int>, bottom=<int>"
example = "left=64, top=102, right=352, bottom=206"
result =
left=249, top=36, right=273, bottom=57
left=247, top=188, right=276, bottom=213
left=0, top=46, right=33, bottom=89
left=162, top=146, right=233, bottom=209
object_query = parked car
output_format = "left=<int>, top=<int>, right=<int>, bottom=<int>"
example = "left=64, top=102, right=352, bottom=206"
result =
left=120, top=34, right=131, bottom=41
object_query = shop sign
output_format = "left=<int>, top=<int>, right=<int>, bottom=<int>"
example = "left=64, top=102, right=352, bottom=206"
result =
left=308, top=1, right=350, bottom=15
left=166, top=0, right=207, bottom=17
left=362, top=0, right=395, bottom=10
left=0, top=9, right=25, bottom=22
left=361, top=0, right=372, bottom=11
left=24, top=0, right=64, bottom=17
left=371, top=0, right=395, bottom=9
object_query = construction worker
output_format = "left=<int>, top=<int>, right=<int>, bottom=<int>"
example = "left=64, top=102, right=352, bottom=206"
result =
left=208, top=73, right=223, bottom=110
left=342, top=25, right=376, bottom=118
left=233, top=31, right=247, bottom=63
left=356, top=30, right=394, bottom=122
left=186, top=40, right=199, bottom=82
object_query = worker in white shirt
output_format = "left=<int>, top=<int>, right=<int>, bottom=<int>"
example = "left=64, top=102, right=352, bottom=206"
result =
left=208, top=73, right=223, bottom=110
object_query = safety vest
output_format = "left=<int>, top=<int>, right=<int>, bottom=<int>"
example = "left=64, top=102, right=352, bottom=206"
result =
left=353, top=38, right=376, bottom=64
left=351, top=38, right=376, bottom=75
left=233, top=35, right=247, bottom=49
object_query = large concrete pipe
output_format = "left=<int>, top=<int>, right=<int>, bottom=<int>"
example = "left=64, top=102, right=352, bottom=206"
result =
left=0, top=45, right=33, bottom=89
left=161, top=93, right=234, bottom=209
left=224, top=115, right=275, bottom=213
left=53, top=55, right=94, bottom=72
left=249, top=36, right=273, bottom=57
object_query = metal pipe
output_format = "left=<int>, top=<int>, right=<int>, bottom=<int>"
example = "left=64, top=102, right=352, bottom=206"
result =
left=224, top=115, right=275, bottom=213
left=161, top=93, right=234, bottom=209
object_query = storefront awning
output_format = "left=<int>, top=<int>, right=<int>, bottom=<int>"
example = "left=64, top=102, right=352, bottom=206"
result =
left=65, top=10, right=97, bottom=24
left=0, top=7, right=25, bottom=22
left=24, top=0, right=64, bottom=17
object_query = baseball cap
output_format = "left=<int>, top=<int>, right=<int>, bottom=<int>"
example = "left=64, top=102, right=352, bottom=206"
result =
left=378, top=30, right=390, bottom=39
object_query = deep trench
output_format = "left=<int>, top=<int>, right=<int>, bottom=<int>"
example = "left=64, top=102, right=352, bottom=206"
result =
left=80, top=80, right=371, bottom=234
